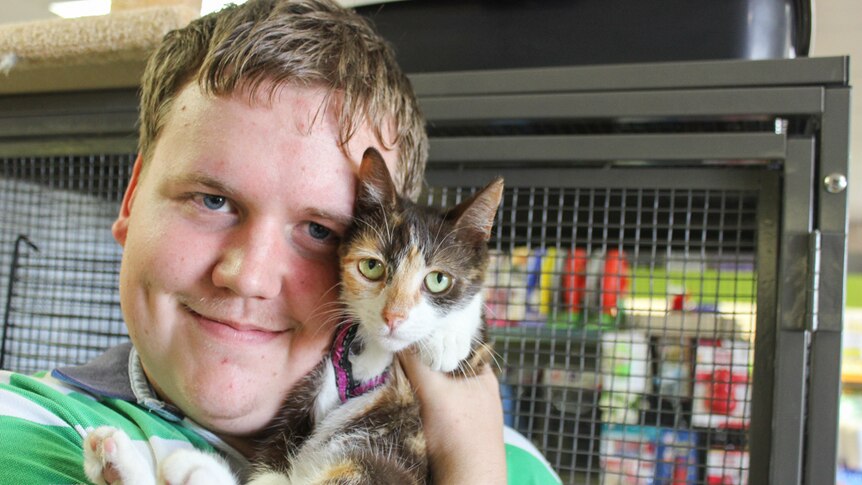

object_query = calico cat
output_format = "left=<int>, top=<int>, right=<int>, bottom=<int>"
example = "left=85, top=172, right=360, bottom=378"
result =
left=83, top=147, right=504, bottom=485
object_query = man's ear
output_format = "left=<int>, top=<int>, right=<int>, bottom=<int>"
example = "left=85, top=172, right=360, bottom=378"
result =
left=112, top=153, right=145, bottom=246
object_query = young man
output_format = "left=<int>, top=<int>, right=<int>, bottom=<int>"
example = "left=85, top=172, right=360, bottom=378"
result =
left=0, top=1, right=560, bottom=483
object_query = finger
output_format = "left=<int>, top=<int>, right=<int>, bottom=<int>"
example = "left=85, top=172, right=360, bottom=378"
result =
left=396, top=348, right=440, bottom=393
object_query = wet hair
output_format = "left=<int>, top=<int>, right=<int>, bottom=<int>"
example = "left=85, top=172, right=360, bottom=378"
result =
left=138, top=0, right=428, bottom=199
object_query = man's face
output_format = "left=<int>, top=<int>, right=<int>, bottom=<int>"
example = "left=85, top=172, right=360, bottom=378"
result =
left=111, top=82, right=398, bottom=438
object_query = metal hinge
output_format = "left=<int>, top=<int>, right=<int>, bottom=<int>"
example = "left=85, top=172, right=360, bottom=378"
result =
left=806, top=229, right=821, bottom=332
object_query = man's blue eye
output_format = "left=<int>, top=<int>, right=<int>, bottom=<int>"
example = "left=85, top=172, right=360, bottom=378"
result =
left=202, top=195, right=227, bottom=211
left=308, top=222, right=332, bottom=240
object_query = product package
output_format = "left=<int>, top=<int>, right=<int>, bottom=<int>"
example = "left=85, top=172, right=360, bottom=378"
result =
left=705, top=448, right=749, bottom=485
left=601, top=331, right=650, bottom=424
left=654, top=339, right=694, bottom=405
left=600, top=424, right=659, bottom=485
left=654, top=429, right=698, bottom=484
left=692, top=339, right=752, bottom=429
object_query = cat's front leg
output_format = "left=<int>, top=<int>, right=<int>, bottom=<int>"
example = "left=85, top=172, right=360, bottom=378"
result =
left=157, top=448, right=238, bottom=485
left=419, top=328, right=474, bottom=373
left=418, top=294, right=485, bottom=373
left=83, top=426, right=156, bottom=485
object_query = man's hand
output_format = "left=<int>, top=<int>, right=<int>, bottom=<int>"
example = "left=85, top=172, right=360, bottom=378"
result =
left=398, top=349, right=507, bottom=484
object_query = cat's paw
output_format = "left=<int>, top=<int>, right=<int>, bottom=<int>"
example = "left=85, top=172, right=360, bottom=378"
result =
left=83, top=426, right=155, bottom=485
left=157, top=448, right=237, bottom=485
left=419, top=330, right=473, bottom=373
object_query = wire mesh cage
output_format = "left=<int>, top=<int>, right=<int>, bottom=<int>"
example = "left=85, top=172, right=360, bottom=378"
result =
left=423, top=170, right=769, bottom=484
left=0, top=154, right=132, bottom=373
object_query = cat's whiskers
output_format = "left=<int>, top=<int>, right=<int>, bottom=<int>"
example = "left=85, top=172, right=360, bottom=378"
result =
left=485, top=344, right=505, bottom=376
left=473, top=335, right=505, bottom=377
left=461, top=358, right=478, bottom=380
left=455, top=359, right=486, bottom=397
left=480, top=304, right=503, bottom=372
left=306, top=296, right=342, bottom=317
left=335, top=309, right=363, bottom=330
left=302, top=282, right=350, bottom=339
left=414, top=339, right=432, bottom=362
left=309, top=305, right=344, bottom=322
left=306, top=316, right=343, bottom=341
left=305, top=280, right=343, bottom=313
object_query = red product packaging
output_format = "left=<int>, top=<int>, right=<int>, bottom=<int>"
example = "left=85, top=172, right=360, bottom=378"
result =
left=561, top=248, right=588, bottom=312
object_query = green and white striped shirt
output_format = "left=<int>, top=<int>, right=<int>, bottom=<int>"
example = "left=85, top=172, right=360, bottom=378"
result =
left=0, top=343, right=561, bottom=484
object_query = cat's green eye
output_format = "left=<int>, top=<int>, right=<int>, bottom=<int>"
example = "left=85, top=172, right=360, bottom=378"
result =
left=358, top=258, right=385, bottom=281
left=424, top=271, right=452, bottom=294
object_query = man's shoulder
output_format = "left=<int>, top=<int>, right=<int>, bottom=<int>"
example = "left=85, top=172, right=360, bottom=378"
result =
left=1, top=368, right=119, bottom=431
left=0, top=368, right=204, bottom=443
left=0, top=369, right=101, bottom=482
left=0, top=368, right=217, bottom=482
left=1, top=368, right=99, bottom=407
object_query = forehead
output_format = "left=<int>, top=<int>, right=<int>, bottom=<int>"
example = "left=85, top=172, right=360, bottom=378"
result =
left=164, top=81, right=399, bottom=170
left=146, top=82, right=400, bottom=214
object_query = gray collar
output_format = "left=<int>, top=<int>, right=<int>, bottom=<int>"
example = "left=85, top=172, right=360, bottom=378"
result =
left=52, top=342, right=184, bottom=422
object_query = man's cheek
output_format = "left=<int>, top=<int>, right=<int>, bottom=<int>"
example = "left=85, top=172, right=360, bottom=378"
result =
left=293, top=259, right=340, bottom=303
left=311, top=260, right=341, bottom=293
left=147, top=224, right=219, bottom=282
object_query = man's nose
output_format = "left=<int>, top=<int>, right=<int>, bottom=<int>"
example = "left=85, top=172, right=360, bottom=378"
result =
left=212, top=221, right=284, bottom=299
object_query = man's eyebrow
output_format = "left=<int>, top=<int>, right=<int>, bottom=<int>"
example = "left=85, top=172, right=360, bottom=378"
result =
left=173, top=173, right=238, bottom=198
left=305, top=208, right=352, bottom=228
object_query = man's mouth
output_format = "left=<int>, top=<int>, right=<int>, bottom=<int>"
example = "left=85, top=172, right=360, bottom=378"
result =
left=184, top=305, right=290, bottom=344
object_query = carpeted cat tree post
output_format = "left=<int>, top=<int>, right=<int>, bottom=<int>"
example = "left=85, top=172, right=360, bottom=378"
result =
left=0, top=0, right=201, bottom=95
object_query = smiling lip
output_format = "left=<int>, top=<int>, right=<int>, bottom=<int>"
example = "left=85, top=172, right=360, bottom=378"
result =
left=187, top=307, right=287, bottom=344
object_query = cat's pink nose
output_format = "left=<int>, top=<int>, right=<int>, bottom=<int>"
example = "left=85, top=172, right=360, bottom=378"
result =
left=382, top=309, right=406, bottom=331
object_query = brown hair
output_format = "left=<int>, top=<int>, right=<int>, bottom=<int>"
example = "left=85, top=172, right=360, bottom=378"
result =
left=138, top=0, right=428, bottom=199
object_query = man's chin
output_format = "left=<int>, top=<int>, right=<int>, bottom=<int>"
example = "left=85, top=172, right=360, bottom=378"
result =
left=185, top=392, right=275, bottom=435
left=160, top=364, right=281, bottom=431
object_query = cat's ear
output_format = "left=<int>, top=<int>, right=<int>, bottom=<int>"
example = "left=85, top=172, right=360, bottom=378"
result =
left=449, top=177, right=504, bottom=241
left=356, top=147, right=398, bottom=211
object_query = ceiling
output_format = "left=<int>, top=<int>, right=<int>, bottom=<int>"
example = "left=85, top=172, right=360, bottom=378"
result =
left=1, top=0, right=860, bottom=228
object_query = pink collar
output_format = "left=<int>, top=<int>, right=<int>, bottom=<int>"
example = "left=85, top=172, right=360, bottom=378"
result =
left=331, top=321, right=389, bottom=403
